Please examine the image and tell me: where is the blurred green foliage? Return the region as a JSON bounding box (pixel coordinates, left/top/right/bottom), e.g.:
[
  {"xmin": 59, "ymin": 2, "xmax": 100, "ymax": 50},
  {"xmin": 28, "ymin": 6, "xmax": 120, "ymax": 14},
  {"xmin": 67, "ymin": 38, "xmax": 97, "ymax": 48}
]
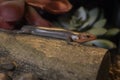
[{"xmin": 54, "ymin": 7, "xmax": 120, "ymax": 49}]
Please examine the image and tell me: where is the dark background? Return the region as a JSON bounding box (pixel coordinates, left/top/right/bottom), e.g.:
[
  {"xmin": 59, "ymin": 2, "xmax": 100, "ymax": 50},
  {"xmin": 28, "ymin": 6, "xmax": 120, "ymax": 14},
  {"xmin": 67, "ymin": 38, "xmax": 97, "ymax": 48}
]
[{"xmin": 69, "ymin": 0, "xmax": 120, "ymax": 28}]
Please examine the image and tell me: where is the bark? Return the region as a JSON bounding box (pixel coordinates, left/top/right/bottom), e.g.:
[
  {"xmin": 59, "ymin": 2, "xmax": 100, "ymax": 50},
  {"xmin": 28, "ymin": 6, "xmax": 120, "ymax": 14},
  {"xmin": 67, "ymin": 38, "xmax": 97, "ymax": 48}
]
[{"xmin": 0, "ymin": 31, "xmax": 110, "ymax": 80}]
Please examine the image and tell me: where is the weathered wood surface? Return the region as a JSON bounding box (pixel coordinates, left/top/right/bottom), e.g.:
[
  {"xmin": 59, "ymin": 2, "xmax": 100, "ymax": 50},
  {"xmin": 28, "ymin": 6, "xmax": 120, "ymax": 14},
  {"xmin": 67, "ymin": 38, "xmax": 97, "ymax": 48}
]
[{"xmin": 0, "ymin": 32, "xmax": 110, "ymax": 80}]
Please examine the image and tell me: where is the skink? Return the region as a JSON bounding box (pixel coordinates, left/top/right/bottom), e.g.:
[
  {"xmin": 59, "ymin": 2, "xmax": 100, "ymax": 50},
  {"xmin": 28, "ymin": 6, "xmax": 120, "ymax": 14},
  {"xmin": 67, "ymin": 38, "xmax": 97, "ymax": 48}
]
[
  {"xmin": 0, "ymin": 25, "xmax": 96, "ymax": 43},
  {"xmin": 15, "ymin": 25, "xmax": 96, "ymax": 43}
]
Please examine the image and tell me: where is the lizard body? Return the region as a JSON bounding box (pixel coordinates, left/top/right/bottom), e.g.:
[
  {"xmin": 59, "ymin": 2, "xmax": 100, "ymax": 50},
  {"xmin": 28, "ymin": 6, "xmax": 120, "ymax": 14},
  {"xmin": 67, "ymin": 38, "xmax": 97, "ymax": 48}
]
[{"xmin": 18, "ymin": 25, "xmax": 96, "ymax": 43}]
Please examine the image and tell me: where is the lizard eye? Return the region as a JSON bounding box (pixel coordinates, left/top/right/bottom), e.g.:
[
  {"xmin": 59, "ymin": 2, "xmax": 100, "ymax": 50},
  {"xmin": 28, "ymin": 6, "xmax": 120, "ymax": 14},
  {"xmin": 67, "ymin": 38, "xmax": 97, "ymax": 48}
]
[
  {"xmin": 86, "ymin": 35, "xmax": 91, "ymax": 38},
  {"xmin": 71, "ymin": 35, "xmax": 79, "ymax": 41}
]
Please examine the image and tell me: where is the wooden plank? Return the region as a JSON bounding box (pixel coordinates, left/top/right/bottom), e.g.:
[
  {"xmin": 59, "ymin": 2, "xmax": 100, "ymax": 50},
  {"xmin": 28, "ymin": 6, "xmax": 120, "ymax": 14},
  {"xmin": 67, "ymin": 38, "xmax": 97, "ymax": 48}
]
[{"xmin": 0, "ymin": 32, "xmax": 110, "ymax": 80}]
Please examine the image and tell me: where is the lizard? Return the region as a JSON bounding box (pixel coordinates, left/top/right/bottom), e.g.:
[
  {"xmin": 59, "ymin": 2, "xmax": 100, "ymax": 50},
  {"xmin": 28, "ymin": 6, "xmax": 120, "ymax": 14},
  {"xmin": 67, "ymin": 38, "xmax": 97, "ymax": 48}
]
[{"xmin": 11, "ymin": 25, "xmax": 96, "ymax": 44}]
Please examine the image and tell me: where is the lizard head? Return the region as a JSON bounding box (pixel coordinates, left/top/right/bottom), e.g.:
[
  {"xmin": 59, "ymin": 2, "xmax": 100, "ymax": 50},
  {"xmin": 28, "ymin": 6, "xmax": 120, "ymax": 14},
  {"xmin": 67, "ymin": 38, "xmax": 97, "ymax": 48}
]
[{"xmin": 71, "ymin": 33, "xmax": 96, "ymax": 43}]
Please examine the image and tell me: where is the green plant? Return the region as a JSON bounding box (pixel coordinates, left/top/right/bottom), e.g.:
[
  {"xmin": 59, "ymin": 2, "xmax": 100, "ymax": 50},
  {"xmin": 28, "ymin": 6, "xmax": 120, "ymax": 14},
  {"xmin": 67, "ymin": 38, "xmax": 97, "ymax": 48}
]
[{"xmin": 54, "ymin": 7, "xmax": 120, "ymax": 49}]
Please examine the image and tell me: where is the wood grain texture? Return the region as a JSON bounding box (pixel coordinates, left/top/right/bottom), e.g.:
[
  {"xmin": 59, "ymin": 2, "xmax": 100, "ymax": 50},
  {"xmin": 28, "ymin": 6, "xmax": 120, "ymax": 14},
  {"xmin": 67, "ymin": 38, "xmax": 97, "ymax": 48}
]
[{"xmin": 0, "ymin": 32, "xmax": 110, "ymax": 80}]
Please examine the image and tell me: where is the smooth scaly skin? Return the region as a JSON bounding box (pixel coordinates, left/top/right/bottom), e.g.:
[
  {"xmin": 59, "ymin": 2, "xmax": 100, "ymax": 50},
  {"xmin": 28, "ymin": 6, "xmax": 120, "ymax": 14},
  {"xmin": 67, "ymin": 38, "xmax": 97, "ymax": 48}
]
[
  {"xmin": 0, "ymin": 25, "xmax": 96, "ymax": 43},
  {"xmin": 15, "ymin": 25, "xmax": 96, "ymax": 43}
]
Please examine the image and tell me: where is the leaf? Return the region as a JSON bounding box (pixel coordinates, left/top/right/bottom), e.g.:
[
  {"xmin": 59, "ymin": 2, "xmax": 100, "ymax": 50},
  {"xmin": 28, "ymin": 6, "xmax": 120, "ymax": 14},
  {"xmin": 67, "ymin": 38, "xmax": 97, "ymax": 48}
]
[
  {"xmin": 69, "ymin": 16, "xmax": 77, "ymax": 25},
  {"xmin": 105, "ymin": 28, "xmax": 120, "ymax": 36},
  {"xmin": 84, "ymin": 39, "xmax": 116, "ymax": 49},
  {"xmin": 26, "ymin": 0, "xmax": 72, "ymax": 14},
  {"xmin": 74, "ymin": 6, "xmax": 87, "ymax": 21},
  {"xmin": 93, "ymin": 19, "xmax": 107, "ymax": 28},
  {"xmin": 0, "ymin": 0, "xmax": 25, "ymax": 21},
  {"xmin": 88, "ymin": 8, "xmax": 99, "ymax": 26},
  {"xmin": 68, "ymin": 16, "xmax": 84, "ymax": 30},
  {"xmin": 25, "ymin": 6, "xmax": 53, "ymax": 27},
  {"xmin": 78, "ymin": 8, "xmax": 99, "ymax": 31},
  {"xmin": 87, "ymin": 28, "xmax": 107, "ymax": 36}
]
